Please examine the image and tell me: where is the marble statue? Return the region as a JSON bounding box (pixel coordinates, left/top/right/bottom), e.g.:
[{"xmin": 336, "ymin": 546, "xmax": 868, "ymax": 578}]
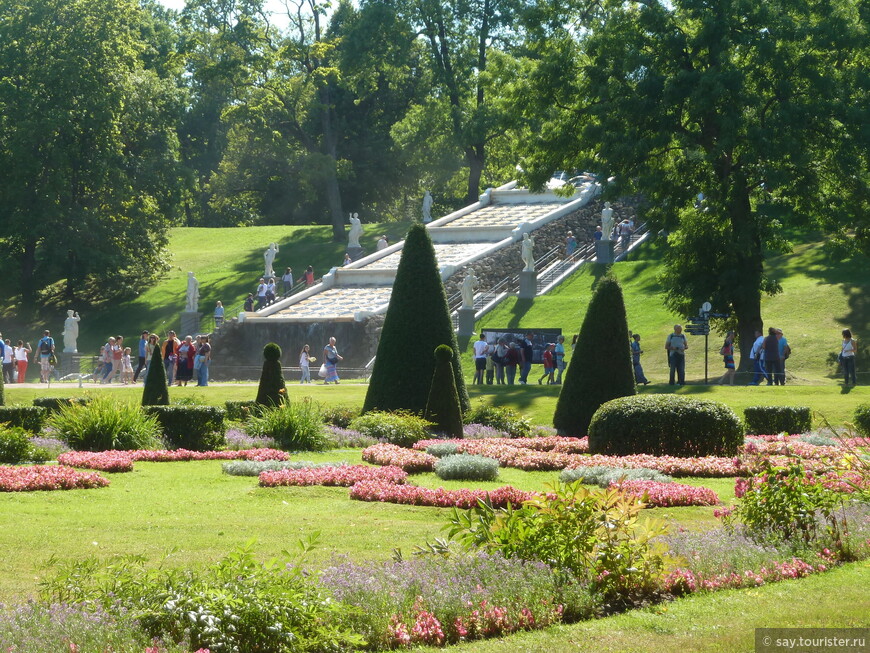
[
  {"xmin": 422, "ymin": 191, "xmax": 433, "ymax": 223},
  {"xmin": 348, "ymin": 213, "xmax": 363, "ymax": 248},
  {"xmin": 521, "ymin": 233, "xmax": 535, "ymax": 272},
  {"xmin": 62, "ymin": 310, "xmax": 80, "ymax": 353},
  {"xmin": 185, "ymin": 271, "xmax": 199, "ymax": 312},
  {"xmin": 461, "ymin": 269, "xmax": 479, "ymax": 309},
  {"xmin": 264, "ymin": 242, "xmax": 279, "ymax": 278},
  {"xmin": 601, "ymin": 202, "xmax": 614, "ymax": 241}
]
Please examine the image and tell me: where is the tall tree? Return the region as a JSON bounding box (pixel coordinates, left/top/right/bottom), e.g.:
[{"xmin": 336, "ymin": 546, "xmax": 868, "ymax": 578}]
[{"xmin": 518, "ymin": 0, "xmax": 868, "ymax": 366}]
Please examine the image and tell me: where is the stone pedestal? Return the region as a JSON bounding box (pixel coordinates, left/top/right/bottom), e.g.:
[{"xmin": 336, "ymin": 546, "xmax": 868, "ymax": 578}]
[
  {"xmin": 181, "ymin": 311, "xmax": 202, "ymax": 337},
  {"xmin": 347, "ymin": 246, "xmax": 365, "ymax": 261},
  {"xmin": 58, "ymin": 352, "xmax": 81, "ymax": 376},
  {"xmin": 595, "ymin": 239, "xmax": 615, "ymax": 264},
  {"xmin": 457, "ymin": 307, "xmax": 476, "ymax": 337},
  {"xmin": 519, "ymin": 270, "xmax": 538, "ymax": 299}
]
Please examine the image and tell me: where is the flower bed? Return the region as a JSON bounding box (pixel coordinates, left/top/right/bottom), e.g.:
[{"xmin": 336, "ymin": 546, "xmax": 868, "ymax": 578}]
[
  {"xmin": 735, "ymin": 470, "xmax": 870, "ymax": 498},
  {"xmin": 58, "ymin": 448, "xmax": 289, "ymax": 473},
  {"xmin": 664, "ymin": 555, "xmax": 829, "ymax": 595},
  {"xmin": 350, "ymin": 481, "xmax": 539, "ymax": 509},
  {"xmin": 361, "ymin": 444, "xmax": 437, "ymax": 473},
  {"xmin": 56, "ymin": 451, "xmax": 134, "ymax": 473},
  {"xmin": 566, "ymin": 454, "xmax": 746, "ymax": 477},
  {"xmin": 413, "ymin": 436, "xmax": 589, "ymax": 455},
  {"xmin": 259, "ymin": 465, "xmax": 408, "ymax": 488},
  {"xmin": 610, "ymin": 480, "xmax": 720, "ymax": 507},
  {"xmin": 0, "ymin": 465, "xmax": 109, "ymax": 492}
]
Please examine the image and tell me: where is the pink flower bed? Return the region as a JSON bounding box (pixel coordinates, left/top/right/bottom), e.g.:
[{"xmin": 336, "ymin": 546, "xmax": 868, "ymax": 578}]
[
  {"xmin": 0, "ymin": 465, "xmax": 109, "ymax": 492},
  {"xmin": 741, "ymin": 440, "xmax": 843, "ymax": 461},
  {"xmin": 568, "ymin": 454, "xmax": 747, "ymax": 477},
  {"xmin": 259, "ymin": 465, "xmax": 408, "ymax": 488},
  {"xmin": 664, "ymin": 555, "xmax": 829, "ymax": 595},
  {"xmin": 735, "ymin": 470, "xmax": 870, "ymax": 498},
  {"xmin": 58, "ymin": 448, "xmax": 289, "ymax": 473},
  {"xmin": 413, "ymin": 436, "xmax": 589, "ymax": 455},
  {"xmin": 350, "ymin": 481, "xmax": 539, "ymax": 509},
  {"xmin": 610, "ymin": 480, "xmax": 720, "ymax": 507},
  {"xmin": 361, "ymin": 444, "xmax": 437, "ymax": 473}
]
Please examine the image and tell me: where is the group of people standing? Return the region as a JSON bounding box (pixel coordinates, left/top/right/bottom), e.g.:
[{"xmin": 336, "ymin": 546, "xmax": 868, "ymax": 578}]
[
  {"xmin": 128, "ymin": 330, "xmax": 212, "ymax": 387},
  {"xmin": 472, "ymin": 333, "xmax": 567, "ymax": 386},
  {"xmin": 0, "ymin": 332, "xmax": 39, "ymax": 383},
  {"xmin": 244, "ymin": 266, "xmax": 315, "ymax": 313}
]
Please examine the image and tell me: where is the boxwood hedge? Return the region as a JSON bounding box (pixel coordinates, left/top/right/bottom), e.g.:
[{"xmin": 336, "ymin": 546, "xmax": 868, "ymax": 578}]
[
  {"xmin": 0, "ymin": 406, "xmax": 48, "ymax": 433},
  {"xmin": 743, "ymin": 405, "xmax": 812, "ymax": 435},
  {"xmin": 143, "ymin": 405, "xmax": 226, "ymax": 451}
]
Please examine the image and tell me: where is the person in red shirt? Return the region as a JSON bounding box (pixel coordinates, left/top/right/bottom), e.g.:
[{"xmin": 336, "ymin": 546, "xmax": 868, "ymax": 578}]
[{"xmin": 538, "ymin": 343, "xmax": 556, "ymax": 385}]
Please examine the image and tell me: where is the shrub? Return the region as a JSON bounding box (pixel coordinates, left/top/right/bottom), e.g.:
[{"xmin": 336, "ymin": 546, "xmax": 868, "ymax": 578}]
[
  {"xmin": 0, "ymin": 406, "xmax": 48, "ymax": 433},
  {"xmin": 853, "ymin": 403, "xmax": 870, "ymax": 437},
  {"xmin": 744, "ymin": 406, "xmax": 812, "ymax": 435},
  {"xmin": 464, "ymin": 404, "xmax": 531, "ymax": 438},
  {"xmin": 323, "ymin": 426, "xmax": 377, "ymax": 449},
  {"xmin": 225, "ymin": 400, "xmax": 262, "ymax": 421},
  {"xmin": 426, "ymin": 442, "xmax": 459, "ymax": 458},
  {"xmin": 143, "ymin": 405, "xmax": 226, "ymax": 451},
  {"xmin": 553, "ymin": 275, "xmax": 636, "ymax": 436},
  {"xmin": 798, "ymin": 434, "xmax": 839, "ymax": 447},
  {"xmin": 32, "ymin": 397, "xmax": 90, "ymax": 412},
  {"xmin": 435, "ymin": 454, "xmax": 500, "ymax": 481},
  {"xmin": 560, "ymin": 465, "xmax": 674, "ymax": 487},
  {"xmin": 0, "ymin": 426, "xmax": 38, "ymax": 463},
  {"xmin": 424, "ymin": 345, "xmax": 464, "ymax": 438},
  {"xmin": 221, "ymin": 460, "xmax": 343, "ymax": 476},
  {"xmin": 141, "ymin": 346, "xmax": 169, "ymax": 406},
  {"xmin": 246, "ymin": 399, "xmax": 328, "ymax": 451},
  {"xmin": 350, "ymin": 411, "xmax": 433, "ymax": 448},
  {"xmin": 588, "ymin": 395, "xmax": 743, "ymax": 457},
  {"xmin": 256, "ymin": 343, "xmax": 287, "ymax": 407},
  {"xmin": 49, "ymin": 396, "xmax": 163, "ymax": 451},
  {"xmin": 364, "ymin": 223, "xmax": 469, "ymax": 415},
  {"xmin": 321, "ymin": 404, "xmax": 360, "ymax": 428}
]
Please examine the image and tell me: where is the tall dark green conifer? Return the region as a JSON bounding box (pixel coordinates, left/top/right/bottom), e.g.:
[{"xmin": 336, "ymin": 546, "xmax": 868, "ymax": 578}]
[
  {"xmin": 363, "ymin": 224, "xmax": 469, "ymax": 414},
  {"xmin": 424, "ymin": 345, "xmax": 464, "ymax": 437},
  {"xmin": 256, "ymin": 343, "xmax": 287, "ymax": 407},
  {"xmin": 553, "ymin": 274, "xmax": 636, "ymax": 436},
  {"xmin": 141, "ymin": 345, "xmax": 169, "ymax": 406}
]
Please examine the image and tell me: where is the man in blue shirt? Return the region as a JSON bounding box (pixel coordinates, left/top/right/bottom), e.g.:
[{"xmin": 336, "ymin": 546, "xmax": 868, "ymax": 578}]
[
  {"xmin": 134, "ymin": 330, "xmax": 149, "ymax": 382},
  {"xmin": 36, "ymin": 330, "xmax": 55, "ymax": 383}
]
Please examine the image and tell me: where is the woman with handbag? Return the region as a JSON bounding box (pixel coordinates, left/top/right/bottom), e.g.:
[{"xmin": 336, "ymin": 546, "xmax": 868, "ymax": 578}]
[
  {"xmin": 322, "ymin": 337, "xmax": 343, "ymax": 384},
  {"xmin": 196, "ymin": 335, "xmax": 211, "ymax": 386},
  {"xmin": 841, "ymin": 329, "xmax": 857, "ymax": 385},
  {"xmin": 717, "ymin": 331, "xmax": 736, "ymax": 385}
]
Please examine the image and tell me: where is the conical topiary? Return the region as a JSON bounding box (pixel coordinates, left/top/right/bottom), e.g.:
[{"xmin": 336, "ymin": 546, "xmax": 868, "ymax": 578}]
[
  {"xmin": 424, "ymin": 345, "xmax": 464, "ymax": 438},
  {"xmin": 256, "ymin": 342, "xmax": 287, "ymax": 407},
  {"xmin": 142, "ymin": 344, "xmax": 169, "ymax": 406},
  {"xmin": 363, "ymin": 223, "xmax": 470, "ymax": 414},
  {"xmin": 553, "ymin": 274, "xmax": 636, "ymax": 436}
]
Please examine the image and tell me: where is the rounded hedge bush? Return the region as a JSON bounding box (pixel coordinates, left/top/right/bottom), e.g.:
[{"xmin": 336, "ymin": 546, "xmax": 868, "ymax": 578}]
[
  {"xmin": 143, "ymin": 405, "xmax": 226, "ymax": 451},
  {"xmin": 349, "ymin": 411, "xmax": 432, "ymax": 448},
  {"xmin": 854, "ymin": 403, "xmax": 870, "ymax": 437},
  {"xmin": 434, "ymin": 454, "xmax": 500, "ymax": 481},
  {"xmin": 0, "ymin": 426, "xmax": 38, "ymax": 463},
  {"xmin": 743, "ymin": 405, "xmax": 812, "ymax": 435},
  {"xmin": 588, "ymin": 395, "xmax": 743, "ymax": 457}
]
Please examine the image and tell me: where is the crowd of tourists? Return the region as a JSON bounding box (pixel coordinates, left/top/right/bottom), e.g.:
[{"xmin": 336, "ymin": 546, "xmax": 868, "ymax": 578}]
[
  {"xmin": 242, "ymin": 266, "xmax": 317, "ymax": 313},
  {"xmin": 471, "ymin": 332, "xmax": 568, "ymax": 386}
]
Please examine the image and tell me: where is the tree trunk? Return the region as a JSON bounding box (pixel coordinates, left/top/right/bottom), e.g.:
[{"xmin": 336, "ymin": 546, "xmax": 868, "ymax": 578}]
[
  {"xmin": 729, "ymin": 181, "xmax": 765, "ymax": 374},
  {"xmin": 319, "ymin": 86, "xmax": 345, "ymax": 242},
  {"xmin": 466, "ymin": 145, "xmax": 484, "ymax": 205},
  {"xmin": 325, "ymin": 165, "xmax": 345, "ymax": 242},
  {"xmin": 20, "ymin": 239, "xmax": 37, "ymax": 309}
]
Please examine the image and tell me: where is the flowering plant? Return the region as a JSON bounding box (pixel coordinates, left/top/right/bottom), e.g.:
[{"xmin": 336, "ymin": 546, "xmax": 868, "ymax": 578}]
[
  {"xmin": 350, "ymin": 481, "xmax": 538, "ymax": 509},
  {"xmin": 0, "ymin": 465, "xmax": 109, "ymax": 491},
  {"xmin": 361, "ymin": 444, "xmax": 436, "ymax": 473},
  {"xmin": 259, "ymin": 464, "xmax": 408, "ymax": 487}
]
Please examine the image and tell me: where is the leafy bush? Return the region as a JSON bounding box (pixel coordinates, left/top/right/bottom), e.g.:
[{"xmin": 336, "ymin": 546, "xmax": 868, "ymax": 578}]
[
  {"xmin": 0, "ymin": 406, "xmax": 48, "ymax": 433},
  {"xmin": 560, "ymin": 466, "xmax": 673, "ymax": 487},
  {"xmin": 246, "ymin": 399, "xmax": 329, "ymax": 451},
  {"xmin": 744, "ymin": 406, "xmax": 812, "ymax": 435},
  {"xmin": 424, "ymin": 345, "xmax": 464, "ymax": 437},
  {"xmin": 588, "ymin": 395, "xmax": 743, "ymax": 457},
  {"xmin": 435, "ymin": 454, "xmax": 500, "ymax": 481},
  {"xmin": 32, "ymin": 397, "xmax": 90, "ymax": 412},
  {"xmin": 225, "ymin": 400, "xmax": 262, "ymax": 421},
  {"xmin": 321, "ymin": 405, "xmax": 360, "ymax": 429},
  {"xmin": 143, "ymin": 406, "xmax": 226, "ymax": 451},
  {"xmin": 49, "ymin": 396, "xmax": 162, "ymax": 451},
  {"xmin": 141, "ymin": 346, "xmax": 168, "ymax": 406},
  {"xmin": 463, "ymin": 404, "xmax": 531, "ymax": 439},
  {"xmin": 426, "ymin": 442, "xmax": 459, "ymax": 458},
  {"xmin": 0, "ymin": 426, "xmax": 44, "ymax": 463},
  {"xmin": 40, "ymin": 541, "xmax": 361, "ymax": 652},
  {"xmin": 853, "ymin": 403, "xmax": 870, "ymax": 437},
  {"xmin": 446, "ymin": 481, "xmax": 669, "ymax": 601},
  {"xmin": 349, "ymin": 411, "xmax": 433, "ymax": 448},
  {"xmin": 221, "ymin": 460, "xmax": 344, "ymax": 476},
  {"xmin": 256, "ymin": 343, "xmax": 287, "ymax": 407},
  {"xmin": 323, "ymin": 426, "xmax": 377, "ymax": 449}
]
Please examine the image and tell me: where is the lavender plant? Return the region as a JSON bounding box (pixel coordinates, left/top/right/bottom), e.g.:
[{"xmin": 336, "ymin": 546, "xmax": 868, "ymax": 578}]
[
  {"xmin": 221, "ymin": 460, "xmax": 348, "ymax": 476},
  {"xmin": 560, "ymin": 466, "xmax": 673, "ymax": 487}
]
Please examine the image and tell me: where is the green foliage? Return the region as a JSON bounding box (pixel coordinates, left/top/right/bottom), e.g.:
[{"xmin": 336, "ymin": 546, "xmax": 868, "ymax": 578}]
[
  {"xmin": 0, "ymin": 406, "xmax": 48, "ymax": 433},
  {"xmin": 426, "ymin": 443, "xmax": 459, "ymax": 458},
  {"xmin": 0, "ymin": 361, "xmax": 3, "ymax": 406},
  {"xmin": 39, "ymin": 540, "xmax": 362, "ymax": 652},
  {"xmin": 435, "ymin": 454, "xmax": 500, "ymax": 481},
  {"xmin": 141, "ymin": 346, "xmax": 169, "ymax": 406},
  {"xmin": 32, "ymin": 397, "xmax": 90, "ymax": 412},
  {"xmin": 588, "ymin": 395, "xmax": 743, "ymax": 457},
  {"xmin": 143, "ymin": 406, "xmax": 226, "ymax": 451},
  {"xmin": 0, "ymin": 425, "xmax": 42, "ymax": 464},
  {"xmin": 256, "ymin": 343, "xmax": 287, "ymax": 408},
  {"xmin": 554, "ymin": 276, "xmax": 636, "ymax": 436},
  {"xmin": 560, "ymin": 466, "xmax": 674, "ymax": 487},
  {"xmin": 424, "ymin": 345, "xmax": 464, "ymax": 438},
  {"xmin": 744, "ymin": 406, "xmax": 812, "ymax": 435},
  {"xmin": 222, "ymin": 460, "xmax": 344, "ymax": 477},
  {"xmin": 49, "ymin": 395, "xmax": 162, "ymax": 451},
  {"xmin": 349, "ymin": 411, "xmax": 433, "ymax": 448},
  {"xmin": 320, "ymin": 405, "xmax": 360, "ymax": 429},
  {"xmin": 246, "ymin": 400, "xmax": 328, "ymax": 452},
  {"xmin": 445, "ymin": 481, "xmax": 669, "ymax": 600},
  {"xmin": 853, "ymin": 403, "xmax": 870, "ymax": 437},
  {"xmin": 464, "ymin": 403, "xmax": 531, "ymax": 438},
  {"xmin": 364, "ymin": 224, "xmax": 469, "ymax": 415},
  {"xmin": 225, "ymin": 400, "xmax": 262, "ymax": 421}
]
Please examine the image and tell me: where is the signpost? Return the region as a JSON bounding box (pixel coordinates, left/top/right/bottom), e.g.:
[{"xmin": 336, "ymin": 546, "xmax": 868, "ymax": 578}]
[{"xmin": 684, "ymin": 302, "xmax": 730, "ymax": 384}]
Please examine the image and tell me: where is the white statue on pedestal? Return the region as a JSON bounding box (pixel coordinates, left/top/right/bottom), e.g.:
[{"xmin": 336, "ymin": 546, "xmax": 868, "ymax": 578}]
[
  {"xmin": 63, "ymin": 310, "xmax": 80, "ymax": 353},
  {"xmin": 422, "ymin": 191, "xmax": 433, "ymax": 223},
  {"xmin": 264, "ymin": 242, "xmax": 279, "ymax": 278},
  {"xmin": 348, "ymin": 213, "xmax": 363, "ymax": 248},
  {"xmin": 521, "ymin": 233, "xmax": 535, "ymax": 272},
  {"xmin": 185, "ymin": 271, "xmax": 199, "ymax": 312},
  {"xmin": 601, "ymin": 202, "xmax": 615, "ymax": 241},
  {"xmin": 461, "ymin": 269, "xmax": 479, "ymax": 309}
]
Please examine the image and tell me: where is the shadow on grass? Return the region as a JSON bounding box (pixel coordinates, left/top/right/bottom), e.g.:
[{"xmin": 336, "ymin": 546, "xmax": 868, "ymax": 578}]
[{"xmin": 467, "ymin": 385, "xmax": 560, "ymax": 411}]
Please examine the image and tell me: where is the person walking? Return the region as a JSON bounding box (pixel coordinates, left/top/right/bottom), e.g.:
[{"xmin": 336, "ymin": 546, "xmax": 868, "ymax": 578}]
[
  {"xmin": 322, "ymin": 337, "xmax": 343, "ymax": 384},
  {"xmin": 538, "ymin": 343, "xmax": 556, "ymax": 385},
  {"xmin": 299, "ymin": 344, "xmax": 314, "ymax": 383},
  {"xmin": 14, "ymin": 340, "xmax": 31, "ymax": 383},
  {"xmin": 717, "ymin": 331, "xmax": 736, "ymax": 385},
  {"xmin": 36, "ymin": 330, "xmax": 55, "ymax": 383},
  {"xmin": 519, "ymin": 333, "xmax": 534, "ymax": 385},
  {"xmin": 1, "ymin": 338, "xmax": 13, "ymax": 384},
  {"xmin": 776, "ymin": 328, "xmax": 790, "ymax": 384},
  {"xmin": 196, "ymin": 335, "xmax": 211, "ymax": 386},
  {"xmin": 748, "ymin": 330, "xmax": 766, "ymax": 385},
  {"xmin": 763, "ymin": 327, "xmax": 783, "ymax": 386},
  {"xmin": 472, "ymin": 333, "xmax": 488, "ymax": 385},
  {"xmin": 665, "ymin": 325, "xmax": 688, "ymax": 386},
  {"xmin": 554, "ymin": 335, "xmax": 567, "ymax": 384},
  {"xmin": 565, "ymin": 231, "xmax": 578, "ymax": 258},
  {"xmin": 176, "ymin": 336, "xmax": 196, "ymax": 386},
  {"xmin": 163, "ymin": 331, "xmax": 180, "ymax": 386},
  {"xmin": 304, "ymin": 266, "xmax": 315, "ymax": 286},
  {"xmin": 841, "ymin": 329, "xmax": 857, "ymax": 385},
  {"xmin": 631, "ymin": 333, "xmax": 650, "ymax": 385},
  {"xmin": 214, "ymin": 301, "xmax": 225, "ymax": 328},
  {"xmin": 504, "ymin": 343, "xmax": 519, "ymax": 385},
  {"xmin": 256, "ymin": 278, "xmax": 267, "ymax": 309},
  {"xmin": 493, "ymin": 338, "xmax": 508, "ymax": 385},
  {"xmin": 134, "ymin": 331, "xmax": 149, "ymax": 382},
  {"xmin": 281, "ymin": 267, "xmax": 294, "ymax": 295}
]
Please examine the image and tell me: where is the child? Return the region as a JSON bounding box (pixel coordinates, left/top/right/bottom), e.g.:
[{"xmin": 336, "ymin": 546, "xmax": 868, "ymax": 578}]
[
  {"xmin": 121, "ymin": 347, "xmax": 134, "ymax": 385},
  {"xmin": 299, "ymin": 344, "xmax": 314, "ymax": 383},
  {"xmin": 538, "ymin": 343, "xmax": 556, "ymax": 385}
]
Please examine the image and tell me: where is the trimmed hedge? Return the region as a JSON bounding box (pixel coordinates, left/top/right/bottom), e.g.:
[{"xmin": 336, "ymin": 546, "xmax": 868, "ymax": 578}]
[
  {"xmin": 424, "ymin": 345, "xmax": 464, "ymax": 438},
  {"xmin": 143, "ymin": 405, "xmax": 227, "ymax": 451},
  {"xmin": 588, "ymin": 395, "xmax": 743, "ymax": 457},
  {"xmin": 142, "ymin": 346, "xmax": 169, "ymax": 406},
  {"xmin": 256, "ymin": 343, "xmax": 287, "ymax": 407},
  {"xmin": 32, "ymin": 397, "xmax": 90, "ymax": 412},
  {"xmin": 743, "ymin": 405, "xmax": 812, "ymax": 435},
  {"xmin": 852, "ymin": 403, "xmax": 870, "ymax": 437},
  {"xmin": 225, "ymin": 400, "xmax": 262, "ymax": 421},
  {"xmin": 464, "ymin": 404, "xmax": 531, "ymax": 439},
  {"xmin": 0, "ymin": 406, "xmax": 48, "ymax": 433}
]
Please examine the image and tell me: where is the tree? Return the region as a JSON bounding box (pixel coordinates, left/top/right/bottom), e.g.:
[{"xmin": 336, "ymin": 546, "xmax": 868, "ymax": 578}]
[
  {"xmin": 364, "ymin": 223, "xmax": 470, "ymax": 414},
  {"xmin": 553, "ymin": 275, "xmax": 635, "ymax": 436},
  {"xmin": 424, "ymin": 344, "xmax": 464, "ymax": 437},
  {"xmin": 256, "ymin": 343, "xmax": 287, "ymax": 407},
  {"xmin": 142, "ymin": 347, "xmax": 169, "ymax": 406},
  {"xmin": 517, "ymin": 0, "xmax": 868, "ymax": 366}
]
